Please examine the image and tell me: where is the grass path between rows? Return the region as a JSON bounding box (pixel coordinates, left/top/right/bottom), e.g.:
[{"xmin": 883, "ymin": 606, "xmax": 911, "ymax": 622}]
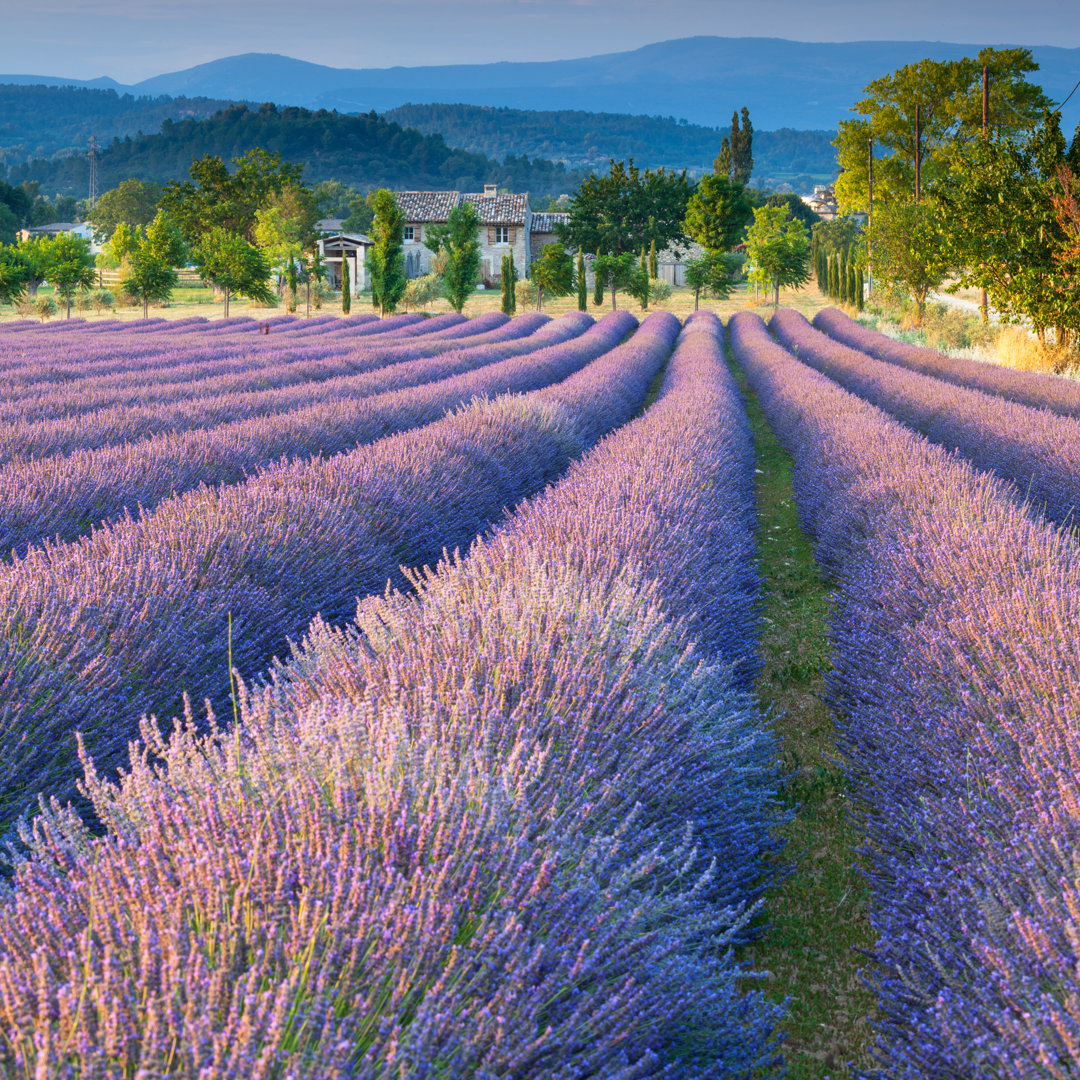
[{"xmin": 727, "ymin": 348, "xmax": 877, "ymax": 1079}]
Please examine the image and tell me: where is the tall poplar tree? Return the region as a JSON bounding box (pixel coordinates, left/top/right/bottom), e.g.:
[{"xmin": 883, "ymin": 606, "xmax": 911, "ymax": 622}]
[{"xmin": 366, "ymin": 188, "xmax": 406, "ymax": 317}]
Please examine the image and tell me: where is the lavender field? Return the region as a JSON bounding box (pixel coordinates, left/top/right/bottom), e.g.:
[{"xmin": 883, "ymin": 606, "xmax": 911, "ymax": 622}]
[{"xmin": 2, "ymin": 307, "xmax": 1078, "ymax": 1077}]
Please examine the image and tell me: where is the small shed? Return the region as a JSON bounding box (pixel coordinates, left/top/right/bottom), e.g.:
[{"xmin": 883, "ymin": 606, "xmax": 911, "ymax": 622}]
[{"xmin": 317, "ymin": 233, "xmax": 373, "ymax": 295}]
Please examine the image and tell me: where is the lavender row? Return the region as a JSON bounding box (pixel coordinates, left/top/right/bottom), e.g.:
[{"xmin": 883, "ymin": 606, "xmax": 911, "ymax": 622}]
[
  {"xmin": 732, "ymin": 309, "xmax": 1080, "ymax": 1078},
  {"xmin": 815, "ymin": 305, "xmax": 1080, "ymax": 420},
  {"xmin": 0, "ymin": 312, "xmax": 467, "ymax": 398},
  {"xmin": 0, "ymin": 311, "xmax": 782, "ymax": 1078},
  {"xmin": 0, "ymin": 314, "xmax": 546, "ymax": 457},
  {"xmin": 770, "ymin": 308, "xmax": 1080, "ymax": 531},
  {"xmin": 0, "ymin": 309, "xmax": 663, "ymax": 834},
  {"xmin": 0, "ymin": 313, "xmax": 593, "ymax": 557}
]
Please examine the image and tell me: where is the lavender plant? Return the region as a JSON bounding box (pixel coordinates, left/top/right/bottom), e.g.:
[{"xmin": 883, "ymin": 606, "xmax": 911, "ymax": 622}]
[
  {"xmin": 0, "ymin": 312, "xmax": 783, "ymax": 1078},
  {"xmin": 731, "ymin": 308, "xmax": 1080, "ymax": 1078}
]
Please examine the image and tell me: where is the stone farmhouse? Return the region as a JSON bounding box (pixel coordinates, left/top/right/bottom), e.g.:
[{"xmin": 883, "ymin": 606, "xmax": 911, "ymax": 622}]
[{"xmin": 316, "ymin": 186, "xmax": 570, "ymax": 295}]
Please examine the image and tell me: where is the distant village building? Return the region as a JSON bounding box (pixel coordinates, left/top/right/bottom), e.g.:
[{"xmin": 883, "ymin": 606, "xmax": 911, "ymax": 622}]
[
  {"xmin": 17, "ymin": 222, "xmax": 100, "ymax": 254},
  {"xmin": 801, "ymin": 185, "xmax": 839, "ymax": 221},
  {"xmin": 316, "ymin": 233, "xmax": 374, "ymax": 295},
  {"xmin": 315, "ymin": 218, "xmax": 345, "ymax": 235}
]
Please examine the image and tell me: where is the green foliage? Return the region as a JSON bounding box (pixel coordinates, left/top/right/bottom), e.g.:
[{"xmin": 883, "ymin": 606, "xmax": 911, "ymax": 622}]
[
  {"xmin": 531, "ymin": 244, "xmax": 575, "ymax": 311},
  {"xmin": 159, "ymin": 147, "xmax": 305, "ymax": 247},
  {"xmin": 938, "ymin": 111, "xmax": 1080, "ymax": 343},
  {"xmin": 192, "ymin": 225, "xmax": 275, "ymax": 317},
  {"xmin": 0, "ymin": 244, "xmax": 33, "ymax": 305},
  {"xmin": 435, "ymin": 200, "xmax": 481, "ymax": 313},
  {"xmin": 342, "ymin": 258, "xmax": 351, "ymax": 315},
  {"xmin": 514, "ymin": 278, "xmax": 538, "ymax": 308},
  {"xmin": 500, "ymin": 254, "xmax": 512, "ymax": 315},
  {"xmin": 744, "ymin": 204, "xmax": 811, "ymax": 306},
  {"xmin": 560, "ymin": 158, "xmax": 692, "ymax": 255},
  {"xmin": 638, "ymin": 247, "xmax": 648, "ymax": 310},
  {"xmin": 366, "ymin": 188, "xmax": 407, "ymax": 317},
  {"xmin": 576, "ymin": 249, "xmax": 587, "ymax": 312},
  {"xmin": 43, "ymin": 233, "xmax": 97, "ymax": 317},
  {"xmin": 834, "ymin": 48, "xmax": 1051, "ymax": 213},
  {"xmin": 34, "ymin": 295, "xmax": 57, "ymax": 321},
  {"xmin": 866, "ymin": 195, "xmax": 950, "ymax": 321},
  {"xmin": 14, "ymin": 102, "xmax": 580, "ymax": 201},
  {"xmin": 592, "ymin": 248, "xmax": 604, "ymax": 306},
  {"xmin": 254, "ymin": 185, "xmax": 320, "ymax": 283},
  {"xmin": 648, "ymin": 239, "xmax": 658, "ymax": 279},
  {"xmin": 89, "ymin": 178, "xmax": 163, "ymax": 242},
  {"xmin": 683, "ymin": 250, "xmax": 735, "ymax": 309},
  {"xmin": 648, "ymin": 277, "xmax": 672, "ymax": 304},
  {"xmin": 684, "ymin": 172, "xmax": 753, "ymax": 252},
  {"xmin": 404, "ymin": 273, "xmax": 441, "ymax": 311},
  {"xmin": 592, "ymin": 252, "xmax": 640, "ymax": 310}
]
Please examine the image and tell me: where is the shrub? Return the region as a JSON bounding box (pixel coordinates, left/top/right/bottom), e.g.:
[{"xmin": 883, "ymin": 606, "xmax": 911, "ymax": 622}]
[
  {"xmin": 403, "ymin": 273, "xmax": 441, "ymax": 311},
  {"xmin": 34, "ymin": 295, "xmax": 57, "ymax": 321},
  {"xmin": 515, "ymin": 278, "xmax": 538, "ymax": 308},
  {"xmin": 649, "ymin": 277, "xmax": 672, "ymax": 304}
]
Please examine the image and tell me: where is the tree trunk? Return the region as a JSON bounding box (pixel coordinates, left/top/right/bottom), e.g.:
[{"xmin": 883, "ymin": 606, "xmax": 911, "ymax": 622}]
[
  {"xmin": 65, "ymin": 294, "xmax": 71, "ymax": 319},
  {"xmin": 306, "ymin": 279, "xmax": 311, "ymax": 318},
  {"xmin": 694, "ymin": 285, "xmax": 700, "ymax": 311},
  {"xmin": 773, "ymin": 279, "xmax": 779, "ymax": 308},
  {"xmin": 143, "ymin": 297, "xmax": 149, "ymax": 319},
  {"xmin": 224, "ymin": 287, "xmax": 230, "ymax": 319},
  {"xmin": 610, "ymin": 282, "xmax": 617, "ymax": 311},
  {"xmin": 536, "ymin": 286, "xmax": 543, "ymax": 312}
]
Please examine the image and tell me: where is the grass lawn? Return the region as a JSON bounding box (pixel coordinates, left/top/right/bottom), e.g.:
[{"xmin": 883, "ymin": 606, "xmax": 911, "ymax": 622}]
[{"xmin": 729, "ymin": 347, "xmax": 877, "ymax": 1079}]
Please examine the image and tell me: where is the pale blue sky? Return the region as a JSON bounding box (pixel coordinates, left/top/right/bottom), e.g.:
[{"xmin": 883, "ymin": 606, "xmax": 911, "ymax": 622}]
[{"xmin": 0, "ymin": 0, "xmax": 1077, "ymax": 83}]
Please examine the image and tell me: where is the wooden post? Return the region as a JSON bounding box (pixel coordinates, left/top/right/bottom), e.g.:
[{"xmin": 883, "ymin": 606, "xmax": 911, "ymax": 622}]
[
  {"xmin": 980, "ymin": 64, "xmax": 990, "ymax": 324},
  {"xmin": 867, "ymin": 134, "xmax": 874, "ymax": 295},
  {"xmin": 914, "ymin": 104, "xmax": 922, "ymax": 203}
]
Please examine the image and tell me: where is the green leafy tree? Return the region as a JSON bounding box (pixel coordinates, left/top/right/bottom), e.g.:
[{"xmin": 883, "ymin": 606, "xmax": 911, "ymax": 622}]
[
  {"xmin": 192, "ymin": 226, "xmax": 274, "ymax": 318},
  {"xmin": 684, "ymin": 250, "xmax": 735, "ymax": 310},
  {"xmin": 531, "ymin": 244, "xmax": 574, "ymax": 311},
  {"xmin": 559, "ymin": 159, "xmax": 692, "ymax": 255},
  {"xmin": 121, "ymin": 212, "xmax": 186, "ymax": 318},
  {"xmin": 638, "ymin": 247, "xmax": 649, "ymax": 310},
  {"xmin": 254, "ymin": 184, "xmax": 320, "ymax": 305},
  {"xmin": 684, "ymin": 172, "xmax": 753, "ymax": 252},
  {"xmin": 939, "ymin": 111, "xmax": 1080, "ymax": 344},
  {"xmin": 44, "ymin": 233, "xmax": 96, "ymax": 318},
  {"xmin": 744, "ymin": 204, "xmax": 811, "ymax": 307},
  {"xmin": 366, "ymin": 188, "xmax": 407, "ymax": 317},
  {"xmin": 16, "ymin": 235, "xmax": 50, "ymax": 296},
  {"xmin": 500, "ymin": 254, "xmax": 513, "ymax": 315},
  {"xmin": 576, "ymin": 249, "xmax": 587, "ymax": 312},
  {"xmin": 0, "ymin": 245, "xmax": 33, "ymax": 306},
  {"xmin": 648, "ymin": 239, "xmax": 658, "ymax": 279},
  {"xmin": 160, "ymin": 148, "xmax": 305, "ymax": 247},
  {"xmin": 89, "ymin": 179, "xmax": 163, "ymax": 242},
  {"xmin": 713, "ymin": 136, "xmax": 733, "ymax": 180},
  {"xmin": 592, "ymin": 248, "xmax": 604, "ymax": 306},
  {"xmin": 429, "ymin": 200, "xmax": 481, "ymax": 314},
  {"xmin": 342, "ymin": 257, "xmax": 351, "ymax": 315},
  {"xmin": 733, "ymin": 107, "xmax": 754, "ymax": 184},
  {"xmin": 866, "ymin": 195, "xmax": 951, "ymax": 322},
  {"xmin": 592, "ymin": 252, "xmax": 639, "ymax": 310},
  {"xmin": 834, "ymin": 48, "xmax": 1051, "ymax": 214}
]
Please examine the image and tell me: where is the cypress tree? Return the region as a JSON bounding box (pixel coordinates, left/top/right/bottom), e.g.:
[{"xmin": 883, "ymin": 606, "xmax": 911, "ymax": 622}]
[
  {"xmin": 840, "ymin": 252, "xmax": 849, "ymax": 304},
  {"xmin": 509, "ymin": 255, "xmax": 518, "ymax": 313},
  {"xmin": 500, "ymin": 254, "xmax": 512, "ymax": 315},
  {"xmin": 648, "ymin": 239, "xmax": 658, "ymax": 279},
  {"xmin": 593, "ymin": 248, "xmax": 604, "ymax": 306},
  {"xmin": 856, "ymin": 268, "xmax": 865, "ymax": 310},
  {"xmin": 829, "ymin": 256, "xmax": 839, "ymax": 300},
  {"xmin": 848, "ymin": 264, "xmax": 858, "ymax": 308},
  {"xmin": 577, "ymin": 248, "xmax": 587, "ymax": 312},
  {"xmin": 341, "ymin": 257, "xmax": 351, "ymax": 315},
  {"xmin": 640, "ymin": 247, "xmax": 648, "ymax": 310}
]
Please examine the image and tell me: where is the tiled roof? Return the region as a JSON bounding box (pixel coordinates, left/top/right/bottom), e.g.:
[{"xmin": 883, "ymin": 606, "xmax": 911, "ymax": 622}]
[
  {"xmin": 397, "ymin": 191, "xmax": 461, "ymax": 223},
  {"xmin": 530, "ymin": 212, "xmax": 569, "ymax": 234},
  {"xmin": 462, "ymin": 192, "xmax": 529, "ymax": 225}
]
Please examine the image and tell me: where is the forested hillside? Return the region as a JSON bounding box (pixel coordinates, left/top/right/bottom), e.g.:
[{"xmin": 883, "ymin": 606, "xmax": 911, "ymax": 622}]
[
  {"xmin": 384, "ymin": 103, "xmax": 837, "ymax": 187},
  {"xmin": 0, "ymin": 84, "xmax": 236, "ymax": 167},
  {"xmin": 8, "ymin": 103, "xmax": 584, "ymax": 199}
]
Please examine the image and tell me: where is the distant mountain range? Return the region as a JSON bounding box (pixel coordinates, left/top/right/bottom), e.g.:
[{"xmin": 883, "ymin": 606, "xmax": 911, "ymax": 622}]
[{"xmin": 4, "ymin": 37, "xmax": 1079, "ymax": 134}]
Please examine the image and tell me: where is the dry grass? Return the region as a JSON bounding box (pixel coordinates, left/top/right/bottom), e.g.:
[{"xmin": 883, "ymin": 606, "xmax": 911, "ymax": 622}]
[
  {"xmin": 993, "ymin": 325, "xmax": 1078, "ymax": 375},
  {"xmin": 0, "ymin": 280, "xmax": 836, "ymax": 325}
]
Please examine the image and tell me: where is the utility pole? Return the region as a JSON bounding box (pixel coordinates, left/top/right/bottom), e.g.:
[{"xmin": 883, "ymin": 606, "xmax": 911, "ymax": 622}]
[
  {"xmin": 87, "ymin": 135, "xmax": 99, "ymax": 211},
  {"xmin": 867, "ymin": 134, "xmax": 874, "ymax": 295},
  {"xmin": 914, "ymin": 105, "xmax": 922, "ymax": 202},
  {"xmin": 980, "ymin": 64, "xmax": 989, "ymax": 324}
]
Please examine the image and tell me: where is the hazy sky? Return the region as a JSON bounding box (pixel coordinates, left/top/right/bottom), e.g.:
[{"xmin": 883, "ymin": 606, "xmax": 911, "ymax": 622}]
[{"xmin": 1, "ymin": 0, "xmax": 1078, "ymax": 82}]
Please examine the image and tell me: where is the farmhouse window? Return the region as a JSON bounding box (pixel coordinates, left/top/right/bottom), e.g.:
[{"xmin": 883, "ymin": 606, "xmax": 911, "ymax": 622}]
[
  {"xmin": 494, "ymin": 225, "xmax": 510, "ymax": 244},
  {"xmin": 403, "ymin": 225, "xmax": 415, "ymax": 241}
]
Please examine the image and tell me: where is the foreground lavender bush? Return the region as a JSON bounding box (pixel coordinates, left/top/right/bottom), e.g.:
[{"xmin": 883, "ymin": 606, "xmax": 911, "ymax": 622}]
[
  {"xmin": 815, "ymin": 306, "xmax": 1080, "ymax": 420},
  {"xmin": 732, "ymin": 309, "xmax": 1080, "ymax": 1078},
  {"xmin": 0, "ymin": 310, "xmax": 664, "ymax": 832},
  {"xmin": 770, "ymin": 308, "xmax": 1080, "ymax": 531},
  {"xmin": 0, "ymin": 312, "xmax": 783, "ymax": 1078},
  {"xmin": 0, "ymin": 313, "xmax": 593, "ymax": 557}
]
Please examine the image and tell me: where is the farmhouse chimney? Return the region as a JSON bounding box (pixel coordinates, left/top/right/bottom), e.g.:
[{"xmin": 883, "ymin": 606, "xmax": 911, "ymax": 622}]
[{"xmin": 484, "ymin": 183, "xmax": 497, "ymax": 196}]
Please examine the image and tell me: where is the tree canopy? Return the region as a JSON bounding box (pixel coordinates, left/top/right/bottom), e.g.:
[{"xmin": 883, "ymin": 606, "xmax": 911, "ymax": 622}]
[
  {"xmin": 89, "ymin": 179, "xmax": 164, "ymax": 242},
  {"xmin": 192, "ymin": 226, "xmax": 274, "ymax": 317},
  {"xmin": 559, "ymin": 159, "xmax": 693, "ymax": 256},
  {"xmin": 530, "ymin": 244, "xmax": 575, "ymax": 311},
  {"xmin": 432, "ymin": 200, "xmax": 482, "ymax": 314},
  {"xmin": 744, "ymin": 204, "xmax": 811, "ymax": 306},
  {"xmin": 835, "ymin": 48, "xmax": 1052, "ymax": 213},
  {"xmin": 684, "ymin": 173, "xmax": 753, "ymax": 252},
  {"xmin": 366, "ymin": 189, "xmax": 407, "ymax": 317}
]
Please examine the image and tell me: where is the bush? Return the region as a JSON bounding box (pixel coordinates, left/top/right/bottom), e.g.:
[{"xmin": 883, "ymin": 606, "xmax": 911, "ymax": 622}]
[
  {"xmin": 91, "ymin": 289, "xmax": 115, "ymax": 315},
  {"xmin": 649, "ymin": 277, "xmax": 672, "ymax": 304},
  {"xmin": 404, "ymin": 273, "xmax": 441, "ymax": 311},
  {"xmin": 34, "ymin": 296, "xmax": 57, "ymax": 321},
  {"xmin": 514, "ymin": 279, "xmax": 538, "ymax": 308}
]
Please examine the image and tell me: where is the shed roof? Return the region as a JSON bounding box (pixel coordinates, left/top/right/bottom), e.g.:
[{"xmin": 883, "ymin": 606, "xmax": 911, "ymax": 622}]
[{"xmin": 530, "ymin": 212, "xmax": 569, "ymax": 234}]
